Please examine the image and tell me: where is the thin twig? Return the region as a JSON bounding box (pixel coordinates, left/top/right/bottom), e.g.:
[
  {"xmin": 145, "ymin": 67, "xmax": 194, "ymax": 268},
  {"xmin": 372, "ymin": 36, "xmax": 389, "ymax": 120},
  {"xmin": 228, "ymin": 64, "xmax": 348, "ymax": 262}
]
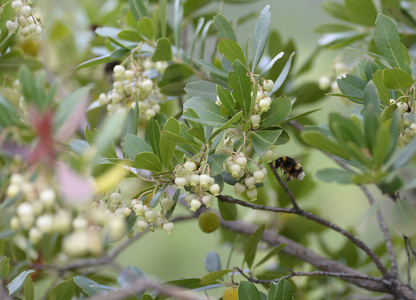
[
  {"xmin": 361, "ymin": 185, "xmax": 398, "ymax": 277},
  {"xmin": 219, "ymin": 193, "xmax": 389, "ymax": 278},
  {"xmin": 404, "ymin": 236, "xmax": 413, "ymax": 285},
  {"xmin": 86, "ymin": 277, "xmax": 207, "ymax": 300},
  {"xmin": 269, "ymin": 163, "xmax": 299, "ymax": 209}
]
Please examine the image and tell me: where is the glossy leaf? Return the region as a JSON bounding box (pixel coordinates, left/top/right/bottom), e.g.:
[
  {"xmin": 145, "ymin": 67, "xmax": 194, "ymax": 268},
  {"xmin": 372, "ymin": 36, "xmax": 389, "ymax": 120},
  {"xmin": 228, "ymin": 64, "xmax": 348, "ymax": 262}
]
[
  {"xmin": 344, "ymin": 0, "xmax": 377, "ymax": 26},
  {"xmin": 238, "ymin": 281, "xmax": 261, "ymax": 300},
  {"xmin": 24, "ymin": 276, "xmax": 34, "ymax": 300},
  {"xmin": 315, "ymin": 168, "xmax": 353, "ymax": 184},
  {"xmin": 244, "ymin": 225, "xmax": 265, "ymax": 269},
  {"xmin": 208, "ymin": 154, "xmax": 229, "ymax": 176},
  {"xmin": 258, "ymin": 52, "xmax": 284, "ymax": 78},
  {"xmin": 129, "ymin": 0, "xmax": 149, "ymax": 20},
  {"xmin": 373, "ymin": 70, "xmax": 390, "ymax": 105},
  {"xmin": 251, "ymin": 130, "xmax": 282, "ymax": 156},
  {"xmin": 214, "ymin": 14, "xmax": 237, "ymax": 41},
  {"xmin": 7, "ymin": 270, "xmax": 35, "ymax": 296},
  {"xmin": 382, "ymin": 68, "xmax": 414, "ymax": 89},
  {"xmin": 216, "ymin": 85, "xmax": 236, "ymax": 115},
  {"xmin": 390, "ymin": 136, "xmax": 416, "ymax": 170},
  {"xmin": 270, "ymin": 52, "xmax": 295, "ymax": 95},
  {"xmin": 152, "ymin": 38, "xmax": 172, "ymax": 61},
  {"xmin": 255, "ymin": 244, "xmax": 286, "ymax": 268},
  {"xmin": 204, "ymin": 251, "xmax": 222, "ymax": 272},
  {"xmin": 268, "ymin": 279, "xmax": 292, "ymax": 300},
  {"xmin": 183, "ymin": 97, "xmax": 228, "ymax": 127},
  {"xmin": 218, "ymin": 200, "xmax": 238, "ymax": 221},
  {"xmin": 260, "ymin": 97, "xmax": 291, "ymax": 127},
  {"xmin": 137, "ymin": 17, "xmax": 154, "ymax": 40},
  {"xmin": 194, "ymin": 57, "xmax": 227, "ymax": 79},
  {"xmin": 315, "ymin": 23, "xmax": 356, "ymax": 33},
  {"xmin": 46, "ymin": 278, "xmax": 74, "ymax": 300},
  {"xmin": 134, "ymin": 152, "xmax": 163, "ymax": 172},
  {"xmin": 159, "ymin": 64, "xmax": 194, "ymax": 87},
  {"xmin": 252, "ymin": 5, "xmax": 271, "ymax": 71},
  {"xmin": 374, "ymin": 14, "xmax": 405, "ymax": 69},
  {"xmin": 301, "ymin": 130, "xmax": 350, "ymax": 160},
  {"xmin": 74, "ymin": 55, "xmax": 112, "ymax": 72},
  {"xmin": 337, "ymin": 74, "xmax": 367, "ymax": 101},
  {"xmin": 160, "ymin": 118, "xmax": 180, "ymax": 169},
  {"xmin": 117, "ymin": 29, "xmax": 143, "ymax": 42},
  {"xmin": 200, "ymin": 270, "xmax": 231, "ymax": 285},
  {"xmin": 185, "ymin": 81, "xmax": 217, "ymax": 102},
  {"xmin": 229, "ymin": 59, "xmax": 251, "ymax": 118},
  {"xmin": 146, "ymin": 118, "xmax": 161, "ymax": 160},
  {"xmin": 0, "ymin": 257, "xmax": 10, "ymax": 278},
  {"xmin": 121, "ymin": 134, "xmax": 152, "ymax": 160},
  {"xmin": 210, "ymin": 111, "xmax": 243, "ymax": 143},
  {"xmin": 217, "ymin": 38, "xmax": 246, "ymax": 65}
]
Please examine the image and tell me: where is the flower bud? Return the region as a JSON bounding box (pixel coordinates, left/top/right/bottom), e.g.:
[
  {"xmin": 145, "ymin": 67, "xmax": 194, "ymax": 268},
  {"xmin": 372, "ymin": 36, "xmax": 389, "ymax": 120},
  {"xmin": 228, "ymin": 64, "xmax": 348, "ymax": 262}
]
[
  {"xmin": 73, "ymin": 217, "xmax": 88, "ymax": 231},
  {"xmin": 235, "ymin": 156, "xmax": 247, "ymax": 167},
  {"xmin": 397, "ymin": 102, "xmax": 408, "ymax": 115},
  {"xmin": 7, "ymin": 184, "xmax": 20, "ymax": 198},
  {"xmin": 185, "ymin": 193, "xmax": 196, "ymax": 204},
  {"xmin": 108, "ymin": 218, "xmax": 126, "ymax": 240},
  {"xmin": 175, "ymin": 177, "xmax": 187, "ymax": 188},
  {"xmin": 20, "ymin": 5, "xmax": 31, "ymax": 16},
  {"xmin": 10, "ymin": 217, "xmax": 20, "ymax": 231},
  {"xmin": 253, "ymin": 170, "xmax": 266, "ymax": 183},
  {"xmin": 209, "ymin": 183, "xmax": 220, "ymax": 196},
  {"xmin": 251, "ymin": 114, "xmax": 261, "ymax": 129},
  {"xmin": 262, "ymin": 80, "xmax": 274, "ymax": 92},
  {"xmin": 190, "ymin": 174, "xmax": 200, "ymax": 186},
  {"xmin": 110, "ymin": 192, "xmax": 122, "ymax": 204},
  {"xmin": 142, "ymin": 79, "xmax": 153, "ymax": 92},
  {"xmin": 40, "ymin": 189, "xmax": 56, "ymax": 208},
  {"xmin": 137, "ymin": 220, "xmax": 149, "ymax": 231},
  {"xmin": 29, "ymin": 228, "xmax": 42, "ymax": 244},
  {"xmin": 202, "ymin": 194, "xmax": 213, "ymax": 207},
  {"xmin": 11, "ymin": 0, "xmax": 23, "ymax": 12},
  {"xmin": 36, "ymin": 214, "xmax": 54, "ymax": 233},
  {"xmin": 6, "ymin": 20, "xmax": 18, "ymax": 33},
  {"xmin": 163, "ymin": 222, "xmax": 174, "ymax": 235},
  {"xmin": 184, "ymin": 161, "xmax": 197, "ymax": 172},
  {"xmin": 113, "ymin": 65, "xmax": 125, "ymax": 77},
  {"xmin": 245, "ymin": 177, "xmax": 256, "ymax": 189},
  {"xmin": 162, "ymin": 197, "xmax": 175, "ymax": 210},
  {"xmin": 234, "ymin": 182, "xmax": 246, "ymax": 195},
  {"xmin": 190, "ymin": 199, "xmax": 201, "ymax": 212},
  {"xmin": 247, "ymin": 188, "xmax": 258, "ymax": 200},
  {"xmin": 145, "ymin": 210, "xmax": 157, "ymax": 222},
  {"xmin": 230, "ymin": 164, "xmax": 241, "ymax": 178},
  {"xmin": 199, "ymin": 174, "xmax": 212, "ymax": 187},
  {"xmin": 125, "ymin": 70, "xmax": 134, "ymax": 81},
  {"xmin": 318, "ymin": 76, "xmax": 331, "ymax": 90}
]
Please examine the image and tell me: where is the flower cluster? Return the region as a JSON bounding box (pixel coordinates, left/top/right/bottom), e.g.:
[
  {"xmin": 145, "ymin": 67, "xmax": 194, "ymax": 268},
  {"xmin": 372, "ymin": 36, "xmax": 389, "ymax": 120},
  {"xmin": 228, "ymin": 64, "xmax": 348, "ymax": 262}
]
[
  {"xmin": 318, "ymin": 61, "xmax": 351, "ymax": 93},
  {"xmin": 5, "ymin": 0, "xmax": 42, "ymax": 37},
  {"xmin": 131, "ymin": 197, "xmax": 174, "ymax": 235},
  {"xmin": 97, "ymin": 58, "xmax": 168, "ymax": 122},
  {"xmin": 250, "ymin": 79, "xmax": 274, "ymax": 129},
  {"xmin": 174, "ymin": 160, "xmax": 220, "ymax": 212},
  {"xmin": 392, "ymin": 99, "xmax": 416, "ymax": 145}
]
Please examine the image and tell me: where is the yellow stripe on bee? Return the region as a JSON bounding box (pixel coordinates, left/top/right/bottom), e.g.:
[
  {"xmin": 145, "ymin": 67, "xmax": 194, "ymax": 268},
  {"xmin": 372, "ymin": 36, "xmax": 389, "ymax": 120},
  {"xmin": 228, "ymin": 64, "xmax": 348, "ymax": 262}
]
[{"xmin": 295, "ymin": 164, "xmax": 301, "ymax": 170}]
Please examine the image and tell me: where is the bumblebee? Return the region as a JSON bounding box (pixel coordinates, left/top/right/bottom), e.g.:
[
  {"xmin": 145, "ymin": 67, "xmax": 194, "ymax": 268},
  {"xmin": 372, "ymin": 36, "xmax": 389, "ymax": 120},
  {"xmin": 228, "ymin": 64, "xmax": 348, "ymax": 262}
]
[{"xmin": 274, "ymin": 156, "xmax": 305, "ymax": 182}]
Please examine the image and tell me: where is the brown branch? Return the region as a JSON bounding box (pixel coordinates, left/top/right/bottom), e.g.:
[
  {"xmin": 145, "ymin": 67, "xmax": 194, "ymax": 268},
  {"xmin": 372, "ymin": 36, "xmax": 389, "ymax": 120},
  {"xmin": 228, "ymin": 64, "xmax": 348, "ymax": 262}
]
[
  {"xmin": 219, "ymin": 191, "xmax": 389, "ymax": 278},
  {"xmin": 269, "ymin": 163, "xmax": 299, "ymax": 209},
  {"xmin": 86, "ymin": 277, "xmax": 207, "ymax": 300},
  {"xmin": 29, "ymin": 214, "xmax": 197, "ymax": 272},
  {"xmin": 220, "ymin": 218, "xmax": 416, "ymax": 299},
  {"xmin": 361, "ymin": 185, "xmax": 398, "ymax": 277}
]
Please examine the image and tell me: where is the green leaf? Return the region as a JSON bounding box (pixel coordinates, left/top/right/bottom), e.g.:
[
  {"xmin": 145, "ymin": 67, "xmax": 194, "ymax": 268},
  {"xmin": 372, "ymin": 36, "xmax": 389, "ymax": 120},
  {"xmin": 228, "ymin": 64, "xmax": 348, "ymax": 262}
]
[
  {"xmin": 74, "ymin": 55, "xmax": 112, "ymax": 72},
  {"xmin": 363, "ymin": 81, "xmax": 380, "ymax": 153},
  {"xmin": 7, "ymin": 270, "xmax": 35, "ymax": 296},
  {"xmin": 158, "ymin": 63, "xmax": 194, "ymax": 87},
  {"xmin": 301, "ymin": 130, "xmax": 350, "ymax": 160},
  {"xmin": 160, "ymin": 117, "xmax": 180, "ymax": 170},
  {"xmin": 0, "ymin": 95, "xmax": 21, "ymax": 127},
  {"xmin": 390, "ymin": 136, "xmax": 416, "ymax": 170},
  {"xmin": 393, "ymin": 199, "xmax": 416, "ymax": 237},
  {"xmin": 373, "ymin": 70, "xmax": 390, "ymax": 105},
  {"xmin": 337, "ymin": 74, "xmax": 367, "ymax": 101},
  {"xmin": 95, "ymin": 27, "xmax": 121, "ymax": 38},
  {"xmin": 46, "ymin": 278, "xmax": 74, "ymax": 300},
  {"xmin": 210, "ymin": 111, "xmax": 243, "ymax": 143},
  {"xmin": 146, "ymin": 118, "xmax": 161, "ymax": 160},
  {"xmin": 200, "ymin": 270, "xmax": 231, "ymax": 285},
  {"xmin": 258, "ymin": 52, "xmax": 284, "ymax": 78},
  {"xmin": 173, "ymin": 0, "xmax": 183, "ymax": 52},
  {"xmin": 204, "ymin": 251, "xmax": 221, "ymax": 272},
  {"xmin": 183, "ymin": 97, "xmax": 228, "ymax": 127},
  {"xmin": 244, "ymin": 225, "xmax": 265, "ymax": 269},
  {"xmin": 74, "ymin": 276, "xmax": 108, "ymax": 296},
  {"xmin": 216, "ymin": 85, "xmax": 237, "ymax": 115},
  {"xmin": 260, "ymin": 97, "xmax": 292, "ymax": 127},
  {"xmin": 134, "ymin": 152, "xmax": 163, "ymax": 172},
  {"xmin": 194, "ymin": 57, "xmax": 227, "ymax": 79},
  {"xmin": 252, "ymin": 5, "xmax": 271, "ymax": 71},
  {"xmin": 0, "ymin": 257, "xmax": 10, "ymax": 278},
  {"xmin": 251, "ymin": 130, "xmax": 282, "ymax": 156},
  {"xmin": 162, "ymin": 130, "xmax": 199, "ymax": 146},
  {"xmin": 214, "ymin": 14, "xmax": 237, "ymax": 41},
  {"xmin": 374, "ymin": 14, "xmax": 405, "ymax": 69},
  {"xmin": 255, "ymin": 244, "xmax": 286, "ymax": 268},
  {"xmin": 344, "ymin": 0, "xmax": 377, "ymax": 26},
  {"xmin": 24, "ymin": 276, "xmax": 34, "ymax": 300},
  {"xmin": 166, "ymin": 278, "xmax": 202, "ymax": 289},
  {"xmin": 18, "ymin": 67, "xmax": 48, "ymax": 111},
  {"xmin": 160, "ymin": 82, "xmax": 187, "ymax": 96},
  {"xmin": 122, "ymin": 134, "xmax": 152, "ymax": 160},
  {"xmin": 152, "ymin": 38, "xmax": 172, "ymax": 61},
  {"xmin": 268, "ymin": 279, "xmax": 292, "ymax": 300},
  {"xmin": 208, "ymin": 154, "xmax": 229, "ymax": 176},
  {"xmin": 160, "ymin": 0, "xmax": 167, "ymax": 37},
  {"xmin": 382, "ymin": 68, "xmax": 414, "ymax": 89},
  {"xmin": 321, "ymin": 1, "xmax": 351, "ymax": 22},
  {"xmin": 185, "ymin": 81, "xmax": 217, "ymax": 102},
  {"xmin": 148, "ymin": 183, "xmax": 169, "ymax": 208},
  {"xmin": 0, "ymin": 55, "xmax": 42, "ymax": 72},
  {"xmin": 218, "ymin": 200, "xmax": 238, "ymax": 221},
  {"xmin": 238, "ymin": 281, "xmax": 261, "ymax": 300},
  {"xmin": 54, "ymin": 84, "xmax": 94, "ymax": 129},
  {"xmin": 118, "ymin": 30, "xmax": 143, "ymax": 42},
  {"xmin": 217, "ymin": 38, "xmax": 246, "ymax": 65},
  {"xmin": 129, "ymin": 0, "xmax": 149, "ymax": 20},
  {"xmin": 138, "ymin": 17, "xmax": 154, "ymax": 40},
  {"xmin": 165, "ymin": 189, "xmax": 180, "ymax": 219},
  {"xmin": 271, "ymin": 52, "xmax": 295, "ymax": 95},
  {"xmin": 314, "ymin": 23, "xmax": 356, "ymax": 33},
  {"xmin": 315, "ymin": 168, "xmax": 353, "ymax": 184},
  {"xmin": 229, "ymin": 59, "xmax": 251, "ymax": 118}
]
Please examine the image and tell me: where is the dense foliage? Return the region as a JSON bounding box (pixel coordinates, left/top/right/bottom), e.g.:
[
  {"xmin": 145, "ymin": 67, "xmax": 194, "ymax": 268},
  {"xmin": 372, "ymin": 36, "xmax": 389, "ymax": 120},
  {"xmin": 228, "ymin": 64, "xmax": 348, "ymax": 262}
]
[{"xmin": 1, "ymin": 0, "xmax": 416, "ymax": 299}]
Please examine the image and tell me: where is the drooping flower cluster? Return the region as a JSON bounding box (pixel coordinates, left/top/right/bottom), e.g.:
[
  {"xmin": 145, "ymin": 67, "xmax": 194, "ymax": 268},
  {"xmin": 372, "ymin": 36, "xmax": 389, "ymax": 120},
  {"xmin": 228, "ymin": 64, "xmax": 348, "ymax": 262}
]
[
  {"xmin": 96, "ymin": 58, "xmax": 168, "ymax": 122},
  {"xmin": 5, "ymin": 0, "xmax": 42, "ymax": 37},
  {"xmin": 173, "ymin": 160, "xmax": 220, "ymax": 212},
  {"xmin": 392, "ymin": 99, "xmax": 416, "ymax": 145},
  {"xmin": 131, "ymin": 196, "xmax": 175, "ymax": 235},
  {"xmin": 318, "ymin": 61, "xmax": 351, "ymax": 93}
]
